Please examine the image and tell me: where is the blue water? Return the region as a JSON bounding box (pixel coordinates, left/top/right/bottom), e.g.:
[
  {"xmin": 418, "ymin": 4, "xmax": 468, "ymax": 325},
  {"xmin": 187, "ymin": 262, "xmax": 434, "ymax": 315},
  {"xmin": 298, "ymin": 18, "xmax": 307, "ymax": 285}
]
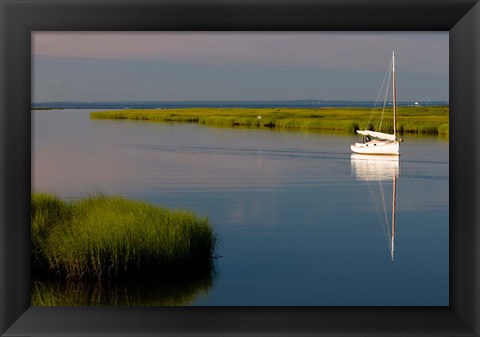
[{"xmin": 32, "ymin": 109, "xmax": 449, "ymax": 306}]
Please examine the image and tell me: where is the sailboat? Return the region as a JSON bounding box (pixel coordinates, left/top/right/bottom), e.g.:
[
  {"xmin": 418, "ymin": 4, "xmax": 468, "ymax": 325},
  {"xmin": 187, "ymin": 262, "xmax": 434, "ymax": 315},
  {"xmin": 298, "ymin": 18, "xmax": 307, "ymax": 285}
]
[
  {"xmin": 351, "ymin": 154, "xmax": 398, "ymax": 260},
  {"xmin": 351, "ymin": 52, "xmax": 401, "ymax": 156}
]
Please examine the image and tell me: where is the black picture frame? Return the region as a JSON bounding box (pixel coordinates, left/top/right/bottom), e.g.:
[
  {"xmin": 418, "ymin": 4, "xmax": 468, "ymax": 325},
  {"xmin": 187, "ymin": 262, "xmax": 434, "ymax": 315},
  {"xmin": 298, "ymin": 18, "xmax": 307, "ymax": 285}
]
[{"xmin": 1, "ymin": 0, "xmax": 479, "ymax": 336}]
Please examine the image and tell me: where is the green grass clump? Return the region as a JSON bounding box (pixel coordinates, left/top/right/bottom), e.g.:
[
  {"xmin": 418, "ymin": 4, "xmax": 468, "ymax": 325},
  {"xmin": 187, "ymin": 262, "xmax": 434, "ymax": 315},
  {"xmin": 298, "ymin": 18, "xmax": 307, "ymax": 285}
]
[
  {"xmin": 32, "ymin": 193, "xmax": 216, "ymax": 280},
  {"xmin": 90, "ymin": 106, "xmax": 449, "ymax": 136}
]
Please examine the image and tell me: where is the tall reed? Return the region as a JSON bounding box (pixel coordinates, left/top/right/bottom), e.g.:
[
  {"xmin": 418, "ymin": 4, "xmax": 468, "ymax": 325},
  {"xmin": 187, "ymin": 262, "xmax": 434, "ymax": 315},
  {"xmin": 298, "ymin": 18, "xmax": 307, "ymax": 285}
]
[{"xmin": 32, "ymin": 193, "xmax": 216, "ymax": 280}]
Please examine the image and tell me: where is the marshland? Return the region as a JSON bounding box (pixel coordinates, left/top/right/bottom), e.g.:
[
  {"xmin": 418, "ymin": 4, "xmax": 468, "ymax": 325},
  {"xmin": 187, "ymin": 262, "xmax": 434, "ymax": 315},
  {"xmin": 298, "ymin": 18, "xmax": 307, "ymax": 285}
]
[
  {"xmin": 90, "ymin": 106, "xmax": 449, "ymax": 135},
  {"xmin": 31, "ymin": 192, "xmax": 216, "ymax": 306},
  {"xmin": 32, "ymin": 193, "xmax": 216, "ymax": 280}
]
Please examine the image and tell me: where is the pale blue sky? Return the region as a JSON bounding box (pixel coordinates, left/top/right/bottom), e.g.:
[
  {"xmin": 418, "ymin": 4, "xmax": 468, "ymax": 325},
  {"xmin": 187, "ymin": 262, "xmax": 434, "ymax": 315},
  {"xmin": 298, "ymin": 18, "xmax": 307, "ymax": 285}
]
[{"xmin": 32, "ymin": 32, "xmax": 448, "ymax": 102}]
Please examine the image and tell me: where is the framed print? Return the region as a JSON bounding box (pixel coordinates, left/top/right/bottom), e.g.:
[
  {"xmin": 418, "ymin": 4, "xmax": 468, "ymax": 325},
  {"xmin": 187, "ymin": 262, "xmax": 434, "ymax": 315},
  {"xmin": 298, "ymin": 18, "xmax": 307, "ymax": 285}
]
[{"xmin": 1, "ymin": 0, "xmax": 479, "ymax": 336}]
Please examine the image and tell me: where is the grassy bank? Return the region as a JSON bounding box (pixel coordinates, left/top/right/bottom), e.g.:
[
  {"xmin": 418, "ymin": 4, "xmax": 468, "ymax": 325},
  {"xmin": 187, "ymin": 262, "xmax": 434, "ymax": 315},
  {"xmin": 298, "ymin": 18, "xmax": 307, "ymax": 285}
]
[
  {"xmin": 32, "ymin": 193, "xmax": 216, "ymax": 280},
  {"xmin": 90, "ymin": 106, "xmax": 449, "ymax": 135}
]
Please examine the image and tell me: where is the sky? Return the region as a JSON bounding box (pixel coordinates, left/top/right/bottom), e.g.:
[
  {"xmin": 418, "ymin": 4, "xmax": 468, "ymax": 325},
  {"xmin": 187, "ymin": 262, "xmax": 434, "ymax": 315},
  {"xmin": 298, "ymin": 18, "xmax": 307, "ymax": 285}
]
[{"xmin": 32, "ymin": 32, "xmax": 449, "ymax": 102}]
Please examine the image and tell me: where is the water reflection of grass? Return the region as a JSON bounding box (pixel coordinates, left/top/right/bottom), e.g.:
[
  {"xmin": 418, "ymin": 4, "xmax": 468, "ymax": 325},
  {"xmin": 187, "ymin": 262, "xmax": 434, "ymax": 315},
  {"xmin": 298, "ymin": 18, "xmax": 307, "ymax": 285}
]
[
  {"xmin": 32, "ymin": 271, "xmax": 214, "ymax": 306},
  {"xmin": 90, "ymin": 106, "xmax": 449, "ymax": 135},
  {"xmin": 32, "ymin": 193, "xmax": 216, "ymax": 280}
]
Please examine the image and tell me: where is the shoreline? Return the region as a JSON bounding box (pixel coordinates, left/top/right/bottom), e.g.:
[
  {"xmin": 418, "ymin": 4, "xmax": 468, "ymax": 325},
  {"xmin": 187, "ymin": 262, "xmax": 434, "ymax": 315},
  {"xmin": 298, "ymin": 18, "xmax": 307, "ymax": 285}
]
[{"xmin": 90, "ymin": 106, "xmax": 449, "ymax": 136}]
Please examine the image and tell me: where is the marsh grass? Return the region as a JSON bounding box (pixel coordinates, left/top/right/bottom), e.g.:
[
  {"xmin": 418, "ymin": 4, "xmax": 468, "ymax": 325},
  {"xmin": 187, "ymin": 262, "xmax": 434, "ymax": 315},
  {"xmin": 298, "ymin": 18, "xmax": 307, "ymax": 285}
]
[
  {"xmin": 91, "ymin": 106, "xmax": 449, "ymax": 135},
  {"xmin": 32, "ymin": 193, "xmax": 216, "ymax": 280}
]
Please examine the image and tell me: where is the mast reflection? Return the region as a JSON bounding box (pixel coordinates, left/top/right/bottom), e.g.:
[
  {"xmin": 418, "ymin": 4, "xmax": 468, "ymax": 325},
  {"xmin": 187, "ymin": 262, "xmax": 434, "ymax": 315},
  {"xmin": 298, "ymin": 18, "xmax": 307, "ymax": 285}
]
[{"xmin": 351, "ymin": 154, "xmax": 399, "ymax": 261}]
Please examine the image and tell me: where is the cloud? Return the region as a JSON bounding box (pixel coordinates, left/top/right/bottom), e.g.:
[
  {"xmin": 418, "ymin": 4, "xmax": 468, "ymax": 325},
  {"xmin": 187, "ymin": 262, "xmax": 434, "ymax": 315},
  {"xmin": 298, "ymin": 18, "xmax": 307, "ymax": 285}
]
[{"xmin": 32, "ymin": 32, "xmax": 448, "ymax": 75}]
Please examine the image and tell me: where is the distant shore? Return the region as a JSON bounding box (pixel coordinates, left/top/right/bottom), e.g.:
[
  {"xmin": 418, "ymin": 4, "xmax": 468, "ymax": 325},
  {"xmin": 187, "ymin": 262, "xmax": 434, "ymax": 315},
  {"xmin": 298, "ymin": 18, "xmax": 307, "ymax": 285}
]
[
  {"xmin": 90, "ymin": 106, "xmax": 449, "ymax": 135},
  {"xmin": 31, "ymin": 100, "xmax": 449, "ymax": 110}
]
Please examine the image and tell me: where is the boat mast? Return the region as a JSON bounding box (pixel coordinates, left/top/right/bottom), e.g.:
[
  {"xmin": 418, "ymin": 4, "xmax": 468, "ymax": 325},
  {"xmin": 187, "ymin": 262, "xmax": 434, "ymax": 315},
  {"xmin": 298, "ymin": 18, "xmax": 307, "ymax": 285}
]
[{"xmin": 392, "ymin": 51, "xmax": 397, "ymax": 140}]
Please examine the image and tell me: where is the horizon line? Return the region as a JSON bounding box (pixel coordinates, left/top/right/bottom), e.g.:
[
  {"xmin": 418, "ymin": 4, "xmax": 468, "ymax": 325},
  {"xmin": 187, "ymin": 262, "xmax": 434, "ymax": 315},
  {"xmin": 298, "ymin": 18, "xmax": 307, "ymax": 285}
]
[{"xmin": 32, "ymin": 99, "xmax": 449, "ymax": 104}]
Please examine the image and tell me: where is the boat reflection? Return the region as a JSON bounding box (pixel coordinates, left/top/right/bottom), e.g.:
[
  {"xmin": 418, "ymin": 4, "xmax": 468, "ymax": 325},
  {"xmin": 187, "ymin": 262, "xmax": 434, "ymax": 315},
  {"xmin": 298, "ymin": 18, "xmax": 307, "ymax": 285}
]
[{"xmin": 351, "ymin": 154, "xmax": 399, "ymax": 261}]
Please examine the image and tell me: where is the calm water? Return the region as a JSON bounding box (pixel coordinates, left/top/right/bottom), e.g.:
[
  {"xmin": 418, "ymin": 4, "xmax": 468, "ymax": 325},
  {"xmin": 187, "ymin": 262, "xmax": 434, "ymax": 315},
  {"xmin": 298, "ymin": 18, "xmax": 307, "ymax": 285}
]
[{"xmin": 32, "ymin": 109, "xmax": 449, "ymax": 306}]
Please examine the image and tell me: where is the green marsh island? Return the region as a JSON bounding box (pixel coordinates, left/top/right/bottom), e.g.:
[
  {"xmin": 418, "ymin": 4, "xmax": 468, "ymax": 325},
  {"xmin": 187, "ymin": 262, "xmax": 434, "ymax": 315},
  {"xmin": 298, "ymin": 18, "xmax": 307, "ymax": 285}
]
[
  {"xmin": 31, "ymin": 193, "xmax": 216, "ymax": 305},
  {"xmin": 90, "ymin": 106, "xmax": 449, "ymax": 135}
]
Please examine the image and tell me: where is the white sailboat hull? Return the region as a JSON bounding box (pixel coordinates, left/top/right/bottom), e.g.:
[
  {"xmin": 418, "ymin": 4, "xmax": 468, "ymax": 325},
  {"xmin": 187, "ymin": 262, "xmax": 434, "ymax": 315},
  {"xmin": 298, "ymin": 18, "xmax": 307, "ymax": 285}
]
[{"xmin": 350, "ymin": 140, "xmax": 400, "ymax": 155}]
